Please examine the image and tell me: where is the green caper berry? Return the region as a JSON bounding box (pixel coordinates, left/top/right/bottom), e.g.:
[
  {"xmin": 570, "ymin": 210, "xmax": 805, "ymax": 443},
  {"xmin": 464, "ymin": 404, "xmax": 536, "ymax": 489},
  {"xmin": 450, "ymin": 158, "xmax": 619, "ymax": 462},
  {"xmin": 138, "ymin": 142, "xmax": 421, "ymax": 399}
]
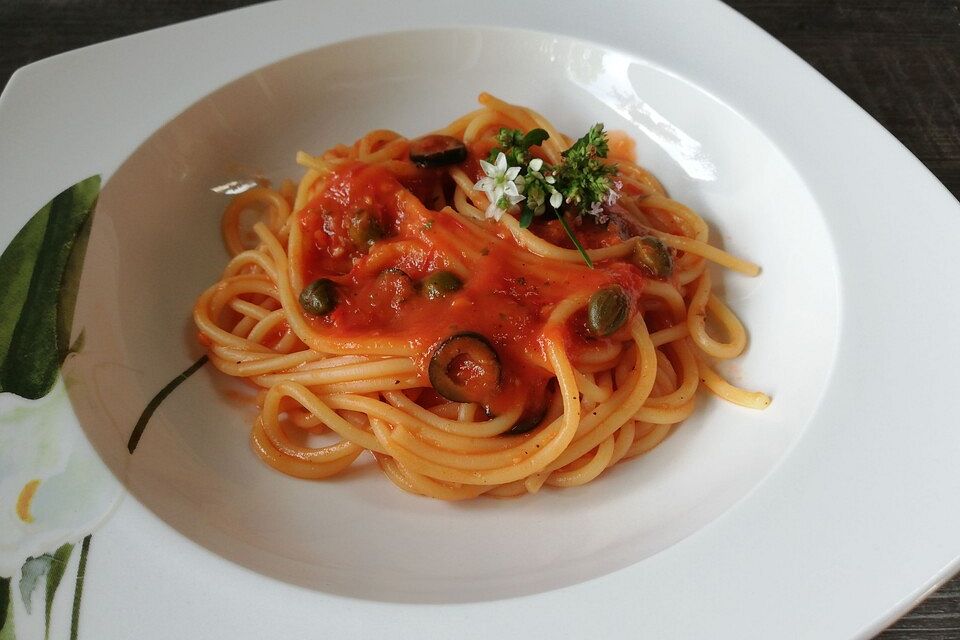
[
  {"xmin": 587, "ymin": 286, "xmax": 629, "ymax": 336},
  {"xmin": 422, "ymin": 271, "xmax": 462, "ymax": 300},
  {"xmin": 299, "ymin": 278, "xmax": 337, "ymax": 316},
  {"xmin": 632, "ymin": 236, "xmax": 673, "ymax": 278},
  {"xmin": 348, "ymin": 208, "xmax": 384, "ymax": 249}
]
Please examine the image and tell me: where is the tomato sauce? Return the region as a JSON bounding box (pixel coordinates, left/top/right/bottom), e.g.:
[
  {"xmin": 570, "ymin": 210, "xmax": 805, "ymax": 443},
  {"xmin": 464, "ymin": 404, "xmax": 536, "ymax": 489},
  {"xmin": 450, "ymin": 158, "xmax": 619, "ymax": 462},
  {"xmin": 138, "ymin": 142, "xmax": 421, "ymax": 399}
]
[{"xmin": 296, "ymin": 159, "xmax": 647, "ymax": 422}]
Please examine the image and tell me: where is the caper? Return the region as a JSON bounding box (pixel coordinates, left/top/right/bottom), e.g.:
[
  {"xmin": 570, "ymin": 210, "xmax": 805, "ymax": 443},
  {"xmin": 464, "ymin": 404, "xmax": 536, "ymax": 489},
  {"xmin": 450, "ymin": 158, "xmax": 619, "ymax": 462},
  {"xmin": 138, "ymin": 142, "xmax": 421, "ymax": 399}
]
[
  {"xmin": 632, "ymin": 236, "xmax": 673, "ymax": 278},
  {"xmin": 422, "ymin": 270, "xmax": 462, "ymax": 299},
  {"xmin": 587, "ymin": 286, "xmax": 629, "ymax": 336},
  {"xmin": 299, "ymin": 278, "xmax": 337, "ymax": 316},
  {"xmin": 348, "ymin": 208, "xmax": 384, "ymax": 249}
]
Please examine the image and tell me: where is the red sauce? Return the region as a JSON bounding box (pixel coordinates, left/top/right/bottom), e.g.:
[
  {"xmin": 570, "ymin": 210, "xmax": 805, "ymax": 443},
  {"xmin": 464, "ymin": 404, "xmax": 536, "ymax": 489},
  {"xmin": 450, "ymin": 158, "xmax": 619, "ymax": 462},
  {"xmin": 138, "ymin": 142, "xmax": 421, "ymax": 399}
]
[
  {"xmin": 260, "ymin": 322, "xmax": 290, "ymax": 350},
  {"xmin": 529, "ymin": 216, "xmax": 625, "ymax": 250},
  {"xmin": 296, "ymin": 159, "xmax": 648, "ymax": 421}
]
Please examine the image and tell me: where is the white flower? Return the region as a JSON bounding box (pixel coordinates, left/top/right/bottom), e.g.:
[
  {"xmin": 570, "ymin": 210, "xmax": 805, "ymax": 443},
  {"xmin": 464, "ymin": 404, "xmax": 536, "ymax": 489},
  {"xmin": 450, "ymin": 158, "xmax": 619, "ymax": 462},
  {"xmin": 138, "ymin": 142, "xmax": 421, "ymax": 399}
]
[
  {"xmin": 549, "ymin": 189, "xmax": 563, "ymax": 210},
  {"xmin": 0, "ymin": 377, "xmax": 122, "ymax": 577},
  {"xmin": 474, "ymin": 152, "xmax": 525, "ymax": 221},
  {"xmin": 527, "ymin": 158, "xmax": 557, "ymax": 187},
  {"xmin": 525, "ymin": 158, "xmax": 562, "ymax": 216}
]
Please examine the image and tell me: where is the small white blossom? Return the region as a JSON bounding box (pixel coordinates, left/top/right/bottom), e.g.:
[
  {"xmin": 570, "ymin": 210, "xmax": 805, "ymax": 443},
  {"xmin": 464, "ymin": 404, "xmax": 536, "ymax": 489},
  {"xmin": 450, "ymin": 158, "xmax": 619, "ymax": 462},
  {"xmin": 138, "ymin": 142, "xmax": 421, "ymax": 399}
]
[
  {"xmin": 474, "ymin": 152, "xmax": 525, "ymax": 220},
  {"xmin": 526, "ymin": 158, "xmax": 562, "ymax": 216},
  {"xmin": 605, "ymin": 180, "xmax": 622, "ymax": 206},
  {"xmin": 549, "ymin": 189, "xmax": 562, "ymax": 209},
  {"xmin": 527, "ymin": 158, "xmax": 556, "ymax": 186}
]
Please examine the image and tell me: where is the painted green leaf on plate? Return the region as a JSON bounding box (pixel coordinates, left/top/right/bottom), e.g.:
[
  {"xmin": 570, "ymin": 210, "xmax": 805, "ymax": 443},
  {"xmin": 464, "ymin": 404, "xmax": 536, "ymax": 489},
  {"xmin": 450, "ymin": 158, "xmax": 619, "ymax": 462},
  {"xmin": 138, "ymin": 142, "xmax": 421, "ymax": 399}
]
[
  {"xmin": 44, "ymin": 543, "xmax": 74, "ymax": 640},
  {"xmin": 14, "ymin": 543, "xmax": 76, "ymax": 639},
  {"xmin": 0, "ymin": 176, "xmax": 100, "ymax": 400}
]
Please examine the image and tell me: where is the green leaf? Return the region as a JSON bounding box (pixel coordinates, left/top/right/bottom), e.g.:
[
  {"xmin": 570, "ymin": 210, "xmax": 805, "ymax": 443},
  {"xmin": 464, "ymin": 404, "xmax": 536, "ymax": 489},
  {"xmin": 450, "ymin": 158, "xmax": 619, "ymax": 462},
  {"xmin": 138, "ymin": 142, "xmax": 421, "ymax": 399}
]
[
  {"xmin": 45, "ymin": 543, "xmax": 74, "ymax": 640},
  {"xmin": 69, "ymin": 536, "xmax": 92, "ymax": 640},
  {"xmin": 521, "ymin": 128, "xmax": 550, "ymax": 148},
  {"xmin": 0, "ymin": 211, "xmax": 48, "ymax": 387},
  {"xmin": 555, "ymin": 211, "xmax": 593, "ymax": 268},
  {"xmin": 518, "ymin": 207, "xmax": 534, "ymax": 229},
  {"xmin": 57, "ymin": 202, "xmax": 95, "ymax": 364},
  {"xmin": 0, "ymin": 577, "xmax": 10, "ymax": 639},
  {"xmin": 0, "ymin": 176, "xmax": 100, "ymax": 399}
]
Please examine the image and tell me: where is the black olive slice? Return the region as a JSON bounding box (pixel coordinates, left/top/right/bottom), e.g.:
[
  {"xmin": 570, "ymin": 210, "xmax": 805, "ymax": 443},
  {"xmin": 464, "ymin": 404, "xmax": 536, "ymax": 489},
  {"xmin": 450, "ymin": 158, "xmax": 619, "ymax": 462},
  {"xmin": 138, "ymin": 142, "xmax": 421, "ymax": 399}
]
[
  {"xmin": 428, "ymin": 332, "xmax": 501, "ymax": 403},
  {"xmin": 409, "ymin": 135, "xmax": 468, "ymax": 168}
]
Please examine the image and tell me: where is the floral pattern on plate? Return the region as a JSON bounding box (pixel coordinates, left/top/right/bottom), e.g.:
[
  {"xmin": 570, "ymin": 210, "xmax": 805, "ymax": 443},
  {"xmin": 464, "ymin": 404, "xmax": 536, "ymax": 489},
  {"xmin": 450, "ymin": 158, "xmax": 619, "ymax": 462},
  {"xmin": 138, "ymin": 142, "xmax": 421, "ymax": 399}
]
[{"xmin": 0, "ymin": 178, "xmax": 121, "ymax": 640}]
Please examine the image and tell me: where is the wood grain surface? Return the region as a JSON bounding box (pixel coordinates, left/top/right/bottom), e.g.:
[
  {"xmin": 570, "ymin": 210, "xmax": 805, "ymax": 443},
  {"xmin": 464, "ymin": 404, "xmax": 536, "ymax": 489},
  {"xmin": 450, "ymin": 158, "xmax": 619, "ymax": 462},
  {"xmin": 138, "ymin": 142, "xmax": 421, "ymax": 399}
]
[{"xmin": 1, "ymin": 1, "xmax": 958, "ymax": 637}]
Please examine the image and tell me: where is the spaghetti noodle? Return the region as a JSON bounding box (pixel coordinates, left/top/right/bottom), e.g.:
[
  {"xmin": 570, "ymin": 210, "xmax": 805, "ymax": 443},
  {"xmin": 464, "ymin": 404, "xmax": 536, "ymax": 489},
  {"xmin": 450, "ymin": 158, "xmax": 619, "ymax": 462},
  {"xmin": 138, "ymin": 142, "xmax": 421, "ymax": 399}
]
[{"xmin": 193, "ymin": 93, "xmax": 770, "ymax": 500}]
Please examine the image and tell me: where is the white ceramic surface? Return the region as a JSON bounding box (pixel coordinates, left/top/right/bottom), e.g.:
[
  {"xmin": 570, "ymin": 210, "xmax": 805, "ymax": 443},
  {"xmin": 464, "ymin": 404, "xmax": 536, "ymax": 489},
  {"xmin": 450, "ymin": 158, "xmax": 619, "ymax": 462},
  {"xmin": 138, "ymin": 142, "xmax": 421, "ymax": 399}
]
[{"xmin": 1, "ymin": 1, "xmax": 959, "ymax": 638}]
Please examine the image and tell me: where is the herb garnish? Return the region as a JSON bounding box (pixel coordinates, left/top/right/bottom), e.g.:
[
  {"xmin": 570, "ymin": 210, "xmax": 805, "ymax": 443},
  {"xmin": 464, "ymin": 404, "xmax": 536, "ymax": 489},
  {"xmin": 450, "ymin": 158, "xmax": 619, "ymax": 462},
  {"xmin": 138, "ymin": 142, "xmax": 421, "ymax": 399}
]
[
  {"xmin": 474, "ymin": 124, "xmax": 620, "ymax": 268},
  {"xmin": 555, "ymin": 125, "xmax": 619, "ymax": 218}
]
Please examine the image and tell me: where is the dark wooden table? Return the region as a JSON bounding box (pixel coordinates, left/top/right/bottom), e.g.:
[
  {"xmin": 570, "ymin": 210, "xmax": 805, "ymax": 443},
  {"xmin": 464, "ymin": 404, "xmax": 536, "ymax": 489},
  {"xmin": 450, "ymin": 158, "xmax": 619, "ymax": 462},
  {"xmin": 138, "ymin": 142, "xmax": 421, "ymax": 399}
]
[{"xmin": 2, "ymin": 1, "xmax": 958, "ymax": 637}]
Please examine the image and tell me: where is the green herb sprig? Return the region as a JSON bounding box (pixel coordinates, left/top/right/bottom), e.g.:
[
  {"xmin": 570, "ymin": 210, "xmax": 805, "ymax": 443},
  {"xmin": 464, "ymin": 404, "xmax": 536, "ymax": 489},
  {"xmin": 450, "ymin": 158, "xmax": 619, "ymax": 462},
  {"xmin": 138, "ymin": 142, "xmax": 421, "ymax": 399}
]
[
  {"xmin": 488, "ymin": 127, "xmax": 550, "ymax": 168},
  {"xmin": 485, "ymin": 124, "xmax": 619, "ymax": 268},
  {"xmin": 556, "ymin": 124, "xmax": 618, "ymax": 214}
]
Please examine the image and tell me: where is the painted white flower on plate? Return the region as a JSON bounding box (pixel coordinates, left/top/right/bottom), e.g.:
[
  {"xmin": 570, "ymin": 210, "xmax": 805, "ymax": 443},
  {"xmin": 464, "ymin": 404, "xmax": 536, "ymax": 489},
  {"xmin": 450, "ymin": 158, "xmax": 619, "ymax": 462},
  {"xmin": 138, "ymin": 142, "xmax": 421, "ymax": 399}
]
[{"xmin": 0, "ymin": 377, "xmax": 121, "ymax": 578}]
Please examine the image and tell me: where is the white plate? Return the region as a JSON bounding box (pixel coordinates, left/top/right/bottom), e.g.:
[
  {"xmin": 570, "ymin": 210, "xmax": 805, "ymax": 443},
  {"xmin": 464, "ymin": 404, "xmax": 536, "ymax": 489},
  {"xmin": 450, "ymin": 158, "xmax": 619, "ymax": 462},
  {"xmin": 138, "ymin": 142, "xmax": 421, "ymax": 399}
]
[{"xmin": 1, "ymin": 1, "xmax": 959, "ymax": 638}]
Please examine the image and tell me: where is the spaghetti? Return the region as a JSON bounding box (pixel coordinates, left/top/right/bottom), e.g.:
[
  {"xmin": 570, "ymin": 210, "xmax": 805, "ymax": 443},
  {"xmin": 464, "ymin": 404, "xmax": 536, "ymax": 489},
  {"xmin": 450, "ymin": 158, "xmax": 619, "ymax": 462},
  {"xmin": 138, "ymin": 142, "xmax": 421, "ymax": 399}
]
[{"xmin": 193, "ymin": 93, "xmax": 770, "ymax": 500}]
